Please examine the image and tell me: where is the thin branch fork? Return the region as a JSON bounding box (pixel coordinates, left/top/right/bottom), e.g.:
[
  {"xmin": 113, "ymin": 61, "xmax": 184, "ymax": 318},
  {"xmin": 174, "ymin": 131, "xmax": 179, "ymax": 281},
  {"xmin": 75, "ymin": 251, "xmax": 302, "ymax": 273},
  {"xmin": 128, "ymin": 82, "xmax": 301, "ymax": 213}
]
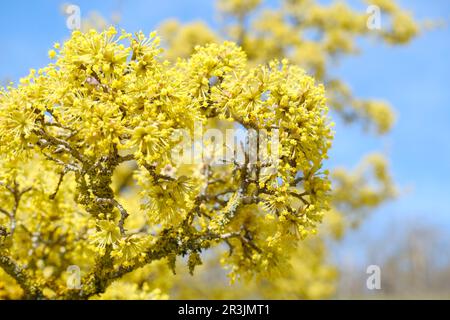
[
  {"xmin": 96, "ymin": 197, "xmax": 129, "ymax": 236},
  {"xmin": 143, "ymin": 163, "xmax": 175, "ymax": 181},
  {"xmin": 49, "ymin": 168, "xmax": 68, "ymax": 200},
  {"xmin": 42, "ymin": 152, "xmax": 80, "ymax": 173},
  {"xmin": 38, "ymin": 129, "xmax": 86, "ymax": 163},
  {"xmin": 289, "ymin": 191, "xmax": 310, "ymax": 205},
  {"xmin": 0, "ymin": 182, "xmax": 32, "ymax": 236}
]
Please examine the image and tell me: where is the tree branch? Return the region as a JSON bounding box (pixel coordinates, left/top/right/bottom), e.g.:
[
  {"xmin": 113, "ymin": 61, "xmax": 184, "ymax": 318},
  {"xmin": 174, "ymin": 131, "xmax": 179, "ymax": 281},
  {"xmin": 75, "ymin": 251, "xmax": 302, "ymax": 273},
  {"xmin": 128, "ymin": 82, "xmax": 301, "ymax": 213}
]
[{"xmin": 0, "ymin": 251, "xmax": 44, "ymax": 299}]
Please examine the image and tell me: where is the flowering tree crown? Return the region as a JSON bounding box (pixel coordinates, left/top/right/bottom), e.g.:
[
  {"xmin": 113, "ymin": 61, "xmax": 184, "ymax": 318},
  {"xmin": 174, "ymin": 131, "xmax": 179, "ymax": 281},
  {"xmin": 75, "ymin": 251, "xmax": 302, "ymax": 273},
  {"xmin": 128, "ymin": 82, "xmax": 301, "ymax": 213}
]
[{"xmin": 0, "ymin": 27, "xmax": 333, "ymax": 299}]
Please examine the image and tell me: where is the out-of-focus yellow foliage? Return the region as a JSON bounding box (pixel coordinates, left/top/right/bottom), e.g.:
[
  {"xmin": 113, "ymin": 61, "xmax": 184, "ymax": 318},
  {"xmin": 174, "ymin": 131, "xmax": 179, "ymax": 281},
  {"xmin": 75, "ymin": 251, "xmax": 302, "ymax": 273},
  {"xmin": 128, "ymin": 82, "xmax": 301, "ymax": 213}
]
[
  {"xmin": 172, "ymin": 237, "xmax": 337, "ymax": 299},
  {"xmin": 98, "ymin": 263, "xmax": 172, "ymax": 300},
  {"xmin": 159, "ymin": 20, "xmax": 219, "ymax": 61},
  {"xmin": 218, "ymin": 0, "xmax": 262, "ymax": 16},
  {"xmin": 0, "ymin": 269, "xmax": 23, "ymax": 299},
  {"xmin": 332, "ymin": 153, "xmax": 397, "ymax": 226}
]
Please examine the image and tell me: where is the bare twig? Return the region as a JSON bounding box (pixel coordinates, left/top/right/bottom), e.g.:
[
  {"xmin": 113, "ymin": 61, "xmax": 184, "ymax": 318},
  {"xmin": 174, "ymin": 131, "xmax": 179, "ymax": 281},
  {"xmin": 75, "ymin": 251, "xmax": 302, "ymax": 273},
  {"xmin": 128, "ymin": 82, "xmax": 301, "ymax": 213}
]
[
  {"xmin": 0, "ymin": 182, "xmax": 32, "ymax": 236},
  {"xmin": 49, "ymin": 169, "xmax": 67, "ymax": 200}
]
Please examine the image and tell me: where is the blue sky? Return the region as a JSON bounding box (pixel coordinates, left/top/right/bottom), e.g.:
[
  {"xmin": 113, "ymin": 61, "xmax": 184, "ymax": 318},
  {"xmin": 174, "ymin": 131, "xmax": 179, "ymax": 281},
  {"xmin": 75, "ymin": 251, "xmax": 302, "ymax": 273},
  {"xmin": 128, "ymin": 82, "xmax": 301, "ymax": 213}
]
[
  {"xmin": 1, "ymin": 1, "xmax": 449, "ymax": 266},
  {"xmin": 328, "ymin": 0, "xmax": 450, "ymax": 264}
]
